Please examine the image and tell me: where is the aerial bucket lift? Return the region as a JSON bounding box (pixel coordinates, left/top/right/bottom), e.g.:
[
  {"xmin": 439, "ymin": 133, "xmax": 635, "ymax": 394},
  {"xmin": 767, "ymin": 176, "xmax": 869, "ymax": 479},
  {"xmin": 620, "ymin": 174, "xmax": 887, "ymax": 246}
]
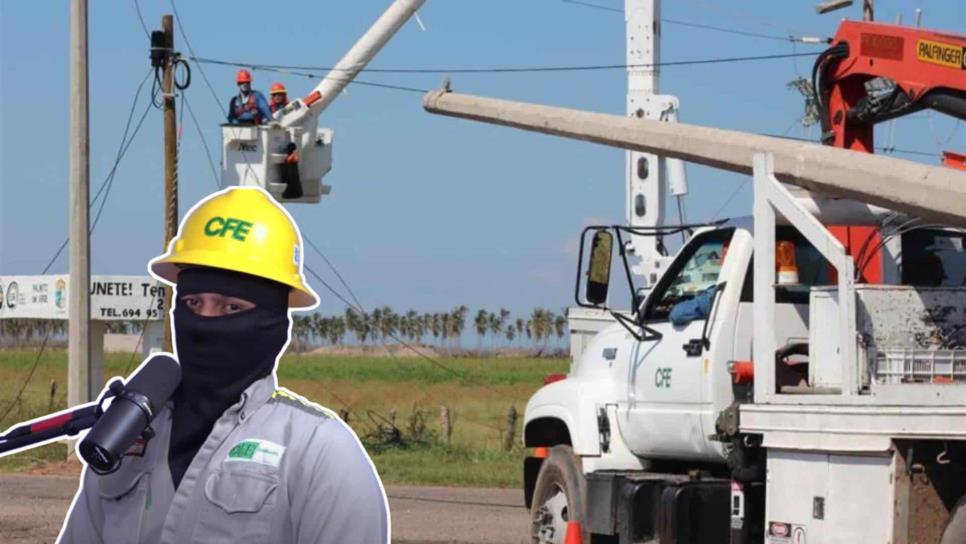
[{"xmin": 220, "ymin": 0, "xmax": 426, "ymax": 203}]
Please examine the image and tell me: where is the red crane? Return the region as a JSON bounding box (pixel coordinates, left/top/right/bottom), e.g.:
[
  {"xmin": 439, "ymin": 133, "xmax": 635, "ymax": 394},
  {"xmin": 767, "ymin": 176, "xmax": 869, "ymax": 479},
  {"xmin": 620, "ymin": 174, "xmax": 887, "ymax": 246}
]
[{"xmin": 813, "ymin": 20, "xmax": 965, "ymax": 282}]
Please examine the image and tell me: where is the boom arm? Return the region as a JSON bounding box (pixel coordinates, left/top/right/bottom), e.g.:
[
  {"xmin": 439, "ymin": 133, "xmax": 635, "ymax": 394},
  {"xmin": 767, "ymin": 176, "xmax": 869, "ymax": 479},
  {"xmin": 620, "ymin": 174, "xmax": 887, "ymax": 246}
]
[
  {"xmin": 815, "ymin": 20, "xmax": 966, "ymax": 151},
  {"xmin": 422, "ymin": 89, "xmax": 966, "ymax": 228},
  {"xmin": 278, "ymin": 0, "xmax": 426, "ymax": 129}
]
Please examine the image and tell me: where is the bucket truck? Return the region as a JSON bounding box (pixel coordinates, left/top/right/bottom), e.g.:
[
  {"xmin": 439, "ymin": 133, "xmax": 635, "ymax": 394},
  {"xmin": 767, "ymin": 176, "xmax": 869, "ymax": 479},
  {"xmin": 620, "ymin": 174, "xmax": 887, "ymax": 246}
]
[
  {"xmin": 220, "ymin": 0, "xmax": 425, "ymax": 203},
  {"xmin": 423, "ymin": 17, "xmax": 966, "ymax": 544}
]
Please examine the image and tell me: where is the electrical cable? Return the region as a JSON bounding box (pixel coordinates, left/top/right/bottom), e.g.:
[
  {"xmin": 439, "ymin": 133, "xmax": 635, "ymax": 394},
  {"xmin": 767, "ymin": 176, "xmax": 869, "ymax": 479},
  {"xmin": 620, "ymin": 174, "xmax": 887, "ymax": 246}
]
[
  {"xmin": 0, "ymin": 329, "xmax": 51, "ymax": 426},
  {"xmin": 171, "ymin": 0, "xmax": 550, "ymax": 433},
  {"xmin": 181, "ymin": 92, "xmax": 222, "ymax": 190},
  {"xmin": 42, "ymin": 68, "xmax": 155, "ymax": 275},
  {"xmin": 2, "ymin": 68, "xmax": 157, "ymax": 427},
  {"xmin": 191, "ymin": 51, "xmax": 822, "ymax": 76},
  {"xmin": 304, "ymin": 238, "xmax": 365, "ymax": 313},
  {"xmin": 562, "ymin": 0, "xmax": 829, "ymax": 44},
  {"xmin": 133, "ymin": 0, "xmax": 150, "ymax": 38}
]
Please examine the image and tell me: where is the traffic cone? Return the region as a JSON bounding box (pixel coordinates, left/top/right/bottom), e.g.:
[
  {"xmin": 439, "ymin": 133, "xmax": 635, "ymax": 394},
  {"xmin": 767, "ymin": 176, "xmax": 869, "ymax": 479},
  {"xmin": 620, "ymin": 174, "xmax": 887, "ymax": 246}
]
[{"xmin": 564, "ymin": 521, "xmax": 583, "ymax": 544}]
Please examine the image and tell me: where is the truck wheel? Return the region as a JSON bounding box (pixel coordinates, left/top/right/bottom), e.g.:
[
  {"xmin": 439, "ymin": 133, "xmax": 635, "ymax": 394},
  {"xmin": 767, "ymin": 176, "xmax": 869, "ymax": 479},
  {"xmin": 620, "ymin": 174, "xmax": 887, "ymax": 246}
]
[
  {"xmin": 530, "ymin": 445, "xmax": 588, "ymax": 544},
  {"xmin": 941, "ymin": 495, "xmax": 966, "ymax": 544}
]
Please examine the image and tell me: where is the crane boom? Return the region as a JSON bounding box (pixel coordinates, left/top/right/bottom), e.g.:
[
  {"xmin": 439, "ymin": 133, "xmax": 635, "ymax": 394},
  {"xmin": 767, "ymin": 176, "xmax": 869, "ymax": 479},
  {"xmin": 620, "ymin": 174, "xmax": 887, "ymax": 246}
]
[
  {"xmin": 422, "ymin": 89, "xmax": 966, "ymax": 228},
  {"xmin": 278, "ymin": 0, "xmax": 426, "ymax": 129}
]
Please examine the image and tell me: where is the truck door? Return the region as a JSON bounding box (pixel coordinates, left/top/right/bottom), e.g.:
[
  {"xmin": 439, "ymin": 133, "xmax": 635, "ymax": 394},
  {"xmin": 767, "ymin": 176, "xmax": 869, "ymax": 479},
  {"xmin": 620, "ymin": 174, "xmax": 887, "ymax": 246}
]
[{"xmin": 618, "ymin": 228, "xmax": 734, "ymax": 462}]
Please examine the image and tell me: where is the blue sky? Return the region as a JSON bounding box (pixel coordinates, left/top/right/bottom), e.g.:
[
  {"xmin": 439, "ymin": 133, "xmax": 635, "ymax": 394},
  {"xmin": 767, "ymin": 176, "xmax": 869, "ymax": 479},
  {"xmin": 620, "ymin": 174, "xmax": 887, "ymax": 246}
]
[{"xmin": 1, "ymin": 0, "xmax": 963, "ymax": 317}]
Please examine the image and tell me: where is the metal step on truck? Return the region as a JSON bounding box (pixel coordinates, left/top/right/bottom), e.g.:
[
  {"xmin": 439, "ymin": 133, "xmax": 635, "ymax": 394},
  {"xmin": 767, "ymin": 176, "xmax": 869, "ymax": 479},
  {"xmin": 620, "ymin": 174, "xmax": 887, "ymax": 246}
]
[{"xmin": 422, "ymin": 15, "xmax": 966, "ymax": 544}]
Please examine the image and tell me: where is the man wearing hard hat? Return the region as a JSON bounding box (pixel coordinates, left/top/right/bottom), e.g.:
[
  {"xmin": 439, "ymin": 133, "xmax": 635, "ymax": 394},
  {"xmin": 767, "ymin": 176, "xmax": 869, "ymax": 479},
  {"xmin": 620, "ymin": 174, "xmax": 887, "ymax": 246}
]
[
  {"xmin": 269, "ymin": 82, "xmax": 290, "ymax": 115},
  {"xmin": 227, "ymin": 69, "xmax": 273, "ymax": 125},
  {"xmin": 58, "ymin": 187, "xmax": 388, "ymax": 543}
]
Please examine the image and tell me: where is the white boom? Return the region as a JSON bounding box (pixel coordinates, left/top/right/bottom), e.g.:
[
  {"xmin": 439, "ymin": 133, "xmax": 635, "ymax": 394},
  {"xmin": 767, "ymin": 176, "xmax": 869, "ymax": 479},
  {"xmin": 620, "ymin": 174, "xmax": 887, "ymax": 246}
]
[
  {"xmin": 277, "ymin": 0, "xmax": 426, "ymax": 128},
  {"xmin": 422, "ymin": 89, "xmax": 966, "ymax": 228},
  {"xmin": 222, "ymin": 0, "xmax": 425, "ymax": 203}
]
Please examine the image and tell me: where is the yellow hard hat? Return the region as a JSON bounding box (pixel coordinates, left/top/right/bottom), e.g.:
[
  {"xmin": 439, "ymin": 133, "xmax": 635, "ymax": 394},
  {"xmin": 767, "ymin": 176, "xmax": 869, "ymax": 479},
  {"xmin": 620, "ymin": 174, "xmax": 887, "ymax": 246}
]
[{"xmin": 149, "ymin": 187, "xmax": 319, "ymax": 309}]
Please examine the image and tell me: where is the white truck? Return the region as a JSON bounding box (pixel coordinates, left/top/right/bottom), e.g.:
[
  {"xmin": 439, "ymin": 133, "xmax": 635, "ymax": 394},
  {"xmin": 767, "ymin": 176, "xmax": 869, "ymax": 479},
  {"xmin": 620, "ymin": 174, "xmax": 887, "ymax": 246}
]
[{"xmin": 422, "ymin": 31, "xmax": 966, "ymax": 544}]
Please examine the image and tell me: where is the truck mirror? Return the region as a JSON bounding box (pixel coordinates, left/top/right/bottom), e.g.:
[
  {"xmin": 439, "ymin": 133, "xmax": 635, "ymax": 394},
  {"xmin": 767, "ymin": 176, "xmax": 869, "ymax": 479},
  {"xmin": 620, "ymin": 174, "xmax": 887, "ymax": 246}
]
[{"xmin": 586, "ymin": 230, "xmax": 613, "ymax": 306}]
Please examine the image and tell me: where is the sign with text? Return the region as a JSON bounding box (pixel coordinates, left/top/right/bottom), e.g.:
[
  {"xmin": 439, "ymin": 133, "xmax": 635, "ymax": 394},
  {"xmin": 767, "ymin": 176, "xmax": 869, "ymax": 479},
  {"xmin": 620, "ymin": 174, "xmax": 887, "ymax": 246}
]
[{"xmin": 0, "ymin": 275, "xmax": 167, "ymax": 321}]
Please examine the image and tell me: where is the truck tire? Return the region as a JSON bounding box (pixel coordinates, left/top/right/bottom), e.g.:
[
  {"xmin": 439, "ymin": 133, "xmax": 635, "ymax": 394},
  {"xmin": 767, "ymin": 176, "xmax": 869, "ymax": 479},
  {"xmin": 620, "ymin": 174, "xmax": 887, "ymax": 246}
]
[
  {"xmin": 941, "ymin": 495, "xmax": 966, "ymax": 544},
  {"xmin": 530, "ymin": 445, "xmax": 589, "ymax": 544}
]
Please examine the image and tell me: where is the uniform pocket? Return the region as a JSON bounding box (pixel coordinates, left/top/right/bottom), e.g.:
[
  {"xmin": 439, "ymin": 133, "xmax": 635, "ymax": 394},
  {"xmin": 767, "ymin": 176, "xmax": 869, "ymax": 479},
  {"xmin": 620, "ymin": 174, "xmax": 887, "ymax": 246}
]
[
  {"xmin": 204, "ymin": 468, "xmax": 278, "ymax": 513},
  {"xmin": 194, "ymin": 465, "xmax": 279, "ymax": 541}
]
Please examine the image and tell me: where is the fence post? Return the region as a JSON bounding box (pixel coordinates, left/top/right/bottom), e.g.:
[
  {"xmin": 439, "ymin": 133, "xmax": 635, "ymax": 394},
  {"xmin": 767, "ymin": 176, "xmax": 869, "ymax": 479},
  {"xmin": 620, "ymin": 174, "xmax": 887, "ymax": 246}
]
[
  {"xmin": 440, "ymin": 405, "xmax": 452, "ymax": 443},
  {"xmin": 49, "ymin": 380, "xmax": 58, "ymax": 412},
  {"xmin": 503, "ymin": 405, "xmax": 518, "ymax": 452}
]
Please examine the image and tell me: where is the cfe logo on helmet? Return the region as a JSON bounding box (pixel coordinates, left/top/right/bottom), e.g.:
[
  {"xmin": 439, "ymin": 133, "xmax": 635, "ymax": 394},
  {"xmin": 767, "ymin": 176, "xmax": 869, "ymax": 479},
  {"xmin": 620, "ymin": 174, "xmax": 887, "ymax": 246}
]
[
  {"xmin": 149, "ymin": 186, "xmax": 319, "ymax": 310},
  {"xmin": 204, "ymin": 216, "xmax": 254, "ymax": 242}
]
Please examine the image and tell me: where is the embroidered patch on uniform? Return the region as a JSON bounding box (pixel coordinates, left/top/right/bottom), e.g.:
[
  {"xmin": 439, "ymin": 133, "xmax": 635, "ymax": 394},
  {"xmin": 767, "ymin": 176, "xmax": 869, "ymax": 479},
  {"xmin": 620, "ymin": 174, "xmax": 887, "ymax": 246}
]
[{"xmin": 226, "ymin": 439, "xmax": 286, "ymax": 468}]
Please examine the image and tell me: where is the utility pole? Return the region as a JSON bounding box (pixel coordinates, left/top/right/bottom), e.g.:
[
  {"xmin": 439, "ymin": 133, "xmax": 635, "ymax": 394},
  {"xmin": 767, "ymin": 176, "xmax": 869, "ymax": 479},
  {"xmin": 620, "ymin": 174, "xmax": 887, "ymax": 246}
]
[
  {"xmin": 624, "ymin": 0, "xmax": 688, "ymax": 290},
  {"xmin": 67, "ymin": 0, "xmax": 92, "ymax": 458},
  {"xmin": 161, "ymin": 15, "xmax": 178, "ymax": 351},
  {"xmin": 863, "ymin": 0, "xmax": 874, "ymax": 21}
]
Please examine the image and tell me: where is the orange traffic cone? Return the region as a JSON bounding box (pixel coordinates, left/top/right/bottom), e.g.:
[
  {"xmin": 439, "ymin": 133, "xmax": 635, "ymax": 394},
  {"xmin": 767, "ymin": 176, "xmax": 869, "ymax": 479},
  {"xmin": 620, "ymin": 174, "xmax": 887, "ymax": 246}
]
[{"xmin": 564, "ymin": 521, "xmax": 583, "ymax": 544}]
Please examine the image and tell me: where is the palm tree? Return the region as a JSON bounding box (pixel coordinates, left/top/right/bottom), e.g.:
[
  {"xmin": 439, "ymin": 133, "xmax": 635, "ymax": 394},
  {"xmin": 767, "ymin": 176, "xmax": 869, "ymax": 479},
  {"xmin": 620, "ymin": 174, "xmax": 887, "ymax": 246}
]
[
  {"xmin": 405, "ymin": 310, "xmax": 419, "ymax": 342},
  {"xmin": 451, "ymin": 305, "xmax": 468, "ymax": 348},
  {"xmin": 345, "ymin": 308, "xmax": 362, "ymax": 344},
  {"xmin": 292, "ymin": 315, "xmax": 311, "ymax": 351},
  {"xmin": 554, "ymin": 313, "xmax": 568, "ymax": 348},
  {"xmin": 515, "ymin": 318, "xmax": 526, "ymax": 346},
  {"xmin": 430, "ymin": 313, "xmax": 442, "ymax": 345},
  {"xmin": 474, "ymin": 309, "xmax": 489, "ymax": 353},
  {"xmin": 505, "ymin": 323, "xmax": 516, "ymax": 344},
  {"xmin": 380, "ymin": 306, "xmax": 398, "ymax": 341},
  {"xmin": 327, "ymin": 316, "xmax": 346, "ymax": 345},
  {"xmin": 370, "ymin": 307, "xmax": 383, "ymax": 343}
]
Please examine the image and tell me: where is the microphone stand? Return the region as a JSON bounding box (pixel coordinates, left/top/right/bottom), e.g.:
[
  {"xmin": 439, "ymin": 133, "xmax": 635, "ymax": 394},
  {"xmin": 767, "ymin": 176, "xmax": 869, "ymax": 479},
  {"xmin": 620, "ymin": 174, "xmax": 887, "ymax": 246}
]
[{"xmin": 0, "ymin": 380, "xmax": 124, "ymax": 455}]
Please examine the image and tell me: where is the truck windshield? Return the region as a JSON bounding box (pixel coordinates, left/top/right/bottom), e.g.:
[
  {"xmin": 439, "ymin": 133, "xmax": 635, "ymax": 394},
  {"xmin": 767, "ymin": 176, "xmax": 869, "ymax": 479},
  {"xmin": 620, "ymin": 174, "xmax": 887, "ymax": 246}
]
[{"xmin": 646, "ymin": 229, "xmax": 734, "ymax": 321}]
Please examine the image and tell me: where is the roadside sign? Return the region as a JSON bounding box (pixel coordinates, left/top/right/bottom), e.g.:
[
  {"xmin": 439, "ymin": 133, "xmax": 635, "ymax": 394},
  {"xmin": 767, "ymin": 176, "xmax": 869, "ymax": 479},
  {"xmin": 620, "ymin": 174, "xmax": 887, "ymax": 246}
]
[{"xmin": 0, "ymin": 275, "xmax": 167, "ymax": 321}]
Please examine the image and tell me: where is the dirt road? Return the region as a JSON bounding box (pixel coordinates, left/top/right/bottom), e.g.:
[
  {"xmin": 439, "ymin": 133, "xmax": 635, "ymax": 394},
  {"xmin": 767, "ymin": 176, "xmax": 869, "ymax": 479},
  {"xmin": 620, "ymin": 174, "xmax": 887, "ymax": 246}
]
[{"xmin": 0, "ymin": 474, "xmax": 529, "ymax": 543}]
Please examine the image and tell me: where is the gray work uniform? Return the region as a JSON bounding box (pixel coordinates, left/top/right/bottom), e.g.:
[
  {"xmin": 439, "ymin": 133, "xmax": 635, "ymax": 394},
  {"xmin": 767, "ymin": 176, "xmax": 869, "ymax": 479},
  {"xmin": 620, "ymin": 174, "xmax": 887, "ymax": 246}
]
[{"xmin": 57, "ymin": 374, "xmax": 388, "ymax": 543}]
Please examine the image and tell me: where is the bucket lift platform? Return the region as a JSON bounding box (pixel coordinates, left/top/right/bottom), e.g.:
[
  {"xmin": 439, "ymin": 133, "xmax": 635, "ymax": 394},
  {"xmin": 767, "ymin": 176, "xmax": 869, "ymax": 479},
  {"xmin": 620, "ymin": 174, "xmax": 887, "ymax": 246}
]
[
  {"xmin": 219, "ymin": 0, "xmax": 425, "ymax": 204},
  {"xmin": 221, "ymin": 123, "xmax": 333, "ymax": 204}
]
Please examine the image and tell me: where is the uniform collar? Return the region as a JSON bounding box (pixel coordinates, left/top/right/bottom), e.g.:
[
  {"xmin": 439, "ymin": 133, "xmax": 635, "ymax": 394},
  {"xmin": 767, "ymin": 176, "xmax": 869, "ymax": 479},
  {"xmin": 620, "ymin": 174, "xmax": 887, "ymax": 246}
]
[{"xmin": 225, "ymin": 372, "xmax": 278, "ymax": 422}]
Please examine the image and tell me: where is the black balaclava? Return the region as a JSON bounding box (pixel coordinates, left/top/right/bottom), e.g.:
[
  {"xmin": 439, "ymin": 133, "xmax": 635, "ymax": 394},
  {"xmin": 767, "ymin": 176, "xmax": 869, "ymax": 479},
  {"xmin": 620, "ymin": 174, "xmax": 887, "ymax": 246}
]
[{"xmin": 168, "ymin": 267, "xmax": 290, "ymax": 489}]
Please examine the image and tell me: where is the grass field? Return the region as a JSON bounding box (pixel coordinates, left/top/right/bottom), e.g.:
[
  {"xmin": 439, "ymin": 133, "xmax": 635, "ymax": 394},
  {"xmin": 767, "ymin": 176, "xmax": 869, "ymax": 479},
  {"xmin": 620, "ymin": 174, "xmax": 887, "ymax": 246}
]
[{"xmin": 0, "ymin": 349, "xmax": 568, "ymax": 487}]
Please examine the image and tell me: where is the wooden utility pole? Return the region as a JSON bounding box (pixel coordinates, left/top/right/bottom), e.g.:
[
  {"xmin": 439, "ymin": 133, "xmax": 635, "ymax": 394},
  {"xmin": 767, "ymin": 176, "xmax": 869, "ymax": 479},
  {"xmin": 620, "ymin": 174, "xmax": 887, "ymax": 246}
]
[
  {"xmin": 67, "ymin": 0, "xmax": 92, "ymax": 457},
  {"xmin": 161, "ymin": 15, "xmax": 178, "ymax": 351}
]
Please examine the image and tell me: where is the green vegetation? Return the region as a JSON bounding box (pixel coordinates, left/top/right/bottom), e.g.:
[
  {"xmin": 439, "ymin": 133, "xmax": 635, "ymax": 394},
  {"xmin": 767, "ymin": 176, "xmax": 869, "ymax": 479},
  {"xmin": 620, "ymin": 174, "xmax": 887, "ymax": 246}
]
[{"xmin": 0, "ymin": 349, "xmax": 569, "ymax": 487}]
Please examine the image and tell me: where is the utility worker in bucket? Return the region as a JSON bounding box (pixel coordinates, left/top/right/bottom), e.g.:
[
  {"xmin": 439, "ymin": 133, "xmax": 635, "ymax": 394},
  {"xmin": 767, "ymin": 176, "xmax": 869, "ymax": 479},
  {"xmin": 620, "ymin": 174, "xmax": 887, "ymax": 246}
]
[
  {"xmin": 58, "ymin": 187, "xmax": 389, "ymax": 544},
  {"xmin": 227, "ymin": 69, "xmax": 273, "ymax": 125},
  {"xmin": 269, "ymin": 82, "xmax": 290, "ymax": 115}
]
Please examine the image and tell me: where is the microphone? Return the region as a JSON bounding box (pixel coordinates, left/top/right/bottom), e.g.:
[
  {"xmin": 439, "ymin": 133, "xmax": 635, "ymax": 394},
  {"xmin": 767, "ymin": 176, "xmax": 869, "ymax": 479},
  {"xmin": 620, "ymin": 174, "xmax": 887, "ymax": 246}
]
[{"xmin": 79, "ymin": 354, "xmax": 181, "ymax": 472}]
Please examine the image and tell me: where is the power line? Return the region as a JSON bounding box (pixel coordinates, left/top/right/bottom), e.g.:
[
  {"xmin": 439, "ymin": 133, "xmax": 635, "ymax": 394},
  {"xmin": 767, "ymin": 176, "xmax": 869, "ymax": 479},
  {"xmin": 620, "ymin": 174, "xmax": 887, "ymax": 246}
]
[
  {"xmin": 0, "ymin": 331, "xmax": 51, "ymax": 425},
  {"xmin": 42, "ymin": 68, "xmax": 155, "ymax": 275},
  {"xmin": 305, "ymin": 238, "xmax": 366, "ymax": 313},
  {"xmin": 133, "ymin": 0, "xmax": 149, "ymax": 38},
  {"xmin": 181, "ymin": 92, "xmax": 222, "ymax": 190},
  {"xmin": 1, "ymin": 68, "xmax": 157, "ymax": 427},
  {"xmin": 190, "ymin": 51, "xmax": 821, "ymax": 77},
  {"xmin": 559, "ymin": 0, "xmax": 824, "ymax": 43}
]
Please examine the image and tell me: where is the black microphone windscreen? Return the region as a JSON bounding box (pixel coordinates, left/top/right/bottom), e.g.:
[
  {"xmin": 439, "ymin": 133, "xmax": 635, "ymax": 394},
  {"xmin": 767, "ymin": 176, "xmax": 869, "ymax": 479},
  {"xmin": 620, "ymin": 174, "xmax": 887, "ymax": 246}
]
[{"xmin": 125, "ymin": 354, "xmax": 181, "ymax": 416}]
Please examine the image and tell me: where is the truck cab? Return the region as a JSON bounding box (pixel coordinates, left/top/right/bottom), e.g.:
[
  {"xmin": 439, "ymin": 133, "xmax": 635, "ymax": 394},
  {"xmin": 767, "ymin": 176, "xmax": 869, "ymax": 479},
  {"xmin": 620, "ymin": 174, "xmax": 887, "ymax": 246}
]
[{"xmin": 524, "ymin": 193, "xmax": 966, "ymax": 543}]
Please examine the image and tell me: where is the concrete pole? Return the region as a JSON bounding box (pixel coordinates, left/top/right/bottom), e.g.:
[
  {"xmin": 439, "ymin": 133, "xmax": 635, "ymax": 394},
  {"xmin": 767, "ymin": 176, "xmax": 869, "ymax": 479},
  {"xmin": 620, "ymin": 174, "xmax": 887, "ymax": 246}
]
[
  {"xmin": 423, "ymin": 90, "xmax": 966, "ymax": 228},
  {"xmin": 67, "ymin": 0, "xmax": 92, "ymax": 459},
  {"xmin": 162, "ymin": 15, "xmax": 177, "ymax": 352}
]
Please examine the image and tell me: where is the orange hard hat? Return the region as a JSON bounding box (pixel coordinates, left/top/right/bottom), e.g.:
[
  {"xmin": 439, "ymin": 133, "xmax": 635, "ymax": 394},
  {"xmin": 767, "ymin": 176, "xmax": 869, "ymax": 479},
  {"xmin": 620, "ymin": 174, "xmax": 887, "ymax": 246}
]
[
  {"xmin": 270, "ymin": 82, "xmax": 287, "ymax": 95},
  {"xmin": 236, "ymin": 69, "xmax": 253, "ymax": 84}
]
